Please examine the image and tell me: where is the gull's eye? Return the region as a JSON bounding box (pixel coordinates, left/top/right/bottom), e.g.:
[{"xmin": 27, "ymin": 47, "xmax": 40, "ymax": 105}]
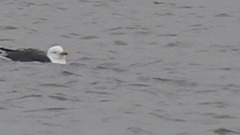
[{"xmin": 52, "ymin": 51, "xmax": 57, "ymax": 54}]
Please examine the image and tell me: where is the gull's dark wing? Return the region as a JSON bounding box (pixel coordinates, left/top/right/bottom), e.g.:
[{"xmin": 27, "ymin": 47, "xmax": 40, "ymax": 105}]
[{"xmin": 0, "ymin": 48, "xmax": 51, "ymax": 62}]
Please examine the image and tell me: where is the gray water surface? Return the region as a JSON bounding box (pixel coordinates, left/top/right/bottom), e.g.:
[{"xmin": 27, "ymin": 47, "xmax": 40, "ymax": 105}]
[{"xmin": 1, "ymin": 0, "xmax": 240, "ymax": 135}]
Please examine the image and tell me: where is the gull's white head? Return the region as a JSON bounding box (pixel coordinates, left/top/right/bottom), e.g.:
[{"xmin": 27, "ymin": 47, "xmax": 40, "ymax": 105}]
[{"xmin": 47, "ymin": 46, "xmax": 68, "ymax": 64}]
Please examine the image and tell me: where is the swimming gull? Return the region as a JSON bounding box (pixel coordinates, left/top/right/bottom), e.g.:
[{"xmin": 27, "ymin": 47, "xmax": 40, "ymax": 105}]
[{"xmin": 0, "ymin": 46, "xmax": 68, "ymax": 64}]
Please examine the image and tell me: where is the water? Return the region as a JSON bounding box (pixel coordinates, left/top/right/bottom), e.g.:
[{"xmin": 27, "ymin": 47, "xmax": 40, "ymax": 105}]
[{"xmin": 1, "ymin": 0, "xmax": 240, "ymax": 135}]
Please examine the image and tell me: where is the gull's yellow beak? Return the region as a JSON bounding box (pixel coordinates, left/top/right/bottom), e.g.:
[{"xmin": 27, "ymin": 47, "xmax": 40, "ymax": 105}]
[{"xmin": 59, "ymin": 51, "xmax": 68, "ymax": 55}]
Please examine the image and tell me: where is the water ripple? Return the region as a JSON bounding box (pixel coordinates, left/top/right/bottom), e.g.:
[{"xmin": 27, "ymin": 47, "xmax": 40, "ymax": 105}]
[
  {"xmin": 24, "ymin": 107, "xmax": 69, "ymax": 113},
  {"xmin": 125, "ymin": 127, "xmax": 153, "ymax": 135}
]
